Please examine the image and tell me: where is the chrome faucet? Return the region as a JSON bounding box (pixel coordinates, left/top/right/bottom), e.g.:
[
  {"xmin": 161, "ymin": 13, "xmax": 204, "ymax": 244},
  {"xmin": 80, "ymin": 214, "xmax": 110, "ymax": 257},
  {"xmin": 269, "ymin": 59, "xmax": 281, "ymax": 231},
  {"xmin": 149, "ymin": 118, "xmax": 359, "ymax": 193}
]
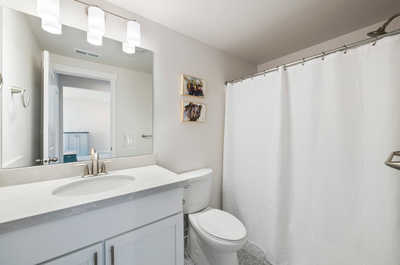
[
  {"xmin": 90, "ymin": 147, "xmax": 99, "ymax": 176},
  {"xmin": 82, "ymin": 148, "xmax": 108, "ymax": 177}
]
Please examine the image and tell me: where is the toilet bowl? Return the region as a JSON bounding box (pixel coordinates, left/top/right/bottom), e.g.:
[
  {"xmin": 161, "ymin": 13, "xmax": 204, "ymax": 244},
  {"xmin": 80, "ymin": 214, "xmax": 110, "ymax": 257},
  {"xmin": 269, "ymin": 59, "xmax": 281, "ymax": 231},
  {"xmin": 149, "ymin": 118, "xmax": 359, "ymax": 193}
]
[
  {"xmin": 188, "ymin": 208, "xmax": 247, "ymax": 265},
  {"xmin": 180, "ymin": 169, "xmax": 247, "ymax": 265}
]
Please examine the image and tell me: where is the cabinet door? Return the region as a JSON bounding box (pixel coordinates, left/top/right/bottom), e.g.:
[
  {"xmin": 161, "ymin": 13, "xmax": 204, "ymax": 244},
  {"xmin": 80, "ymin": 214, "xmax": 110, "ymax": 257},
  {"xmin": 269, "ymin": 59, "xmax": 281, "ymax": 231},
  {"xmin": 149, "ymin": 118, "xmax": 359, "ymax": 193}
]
[
  {"xmin": 105, "ymin": 214, "xmax": 183, "ymax": 265},
  {"xmin": 42, "ymin": 243, "xmax": 103, "ymax": 265}
]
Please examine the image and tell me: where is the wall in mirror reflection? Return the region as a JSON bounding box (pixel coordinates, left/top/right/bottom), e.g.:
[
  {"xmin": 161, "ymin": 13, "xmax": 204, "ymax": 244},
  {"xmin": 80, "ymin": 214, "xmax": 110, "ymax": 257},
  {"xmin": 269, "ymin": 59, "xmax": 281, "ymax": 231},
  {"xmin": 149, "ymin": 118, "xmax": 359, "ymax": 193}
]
[{"xmin": 0, "ymin": 7, "xmax": 153, "ymax": 168}]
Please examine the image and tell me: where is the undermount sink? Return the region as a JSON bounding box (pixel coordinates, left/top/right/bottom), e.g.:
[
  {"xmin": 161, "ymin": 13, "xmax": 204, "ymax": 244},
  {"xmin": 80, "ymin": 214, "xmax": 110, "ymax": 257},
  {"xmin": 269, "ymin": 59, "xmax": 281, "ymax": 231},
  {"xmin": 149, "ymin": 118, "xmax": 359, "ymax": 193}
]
[{"xmin": 52, "ymin": 175, "xmax": 135, "ymax": 197}]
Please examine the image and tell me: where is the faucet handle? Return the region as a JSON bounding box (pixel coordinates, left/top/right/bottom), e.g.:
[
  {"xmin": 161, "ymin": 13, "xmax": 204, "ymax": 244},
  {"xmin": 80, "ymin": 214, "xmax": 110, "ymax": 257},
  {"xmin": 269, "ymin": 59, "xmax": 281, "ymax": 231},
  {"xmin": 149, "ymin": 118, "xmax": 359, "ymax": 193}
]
[
  {"xmin": 77, "ymin": 163, "xmax": 91, "ymax": 177},
  {"xmin": 99, "ymin": 161, "xmax": 108, "ymax": 174}
]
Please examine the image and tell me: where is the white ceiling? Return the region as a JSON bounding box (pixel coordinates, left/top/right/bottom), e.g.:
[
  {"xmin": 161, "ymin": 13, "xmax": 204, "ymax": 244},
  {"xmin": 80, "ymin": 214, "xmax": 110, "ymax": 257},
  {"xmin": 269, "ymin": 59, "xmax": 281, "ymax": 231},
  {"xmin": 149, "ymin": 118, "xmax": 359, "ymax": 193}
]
[{"xmin": 105, "ymin": 0, "xmax": 400, "ymax": 64}]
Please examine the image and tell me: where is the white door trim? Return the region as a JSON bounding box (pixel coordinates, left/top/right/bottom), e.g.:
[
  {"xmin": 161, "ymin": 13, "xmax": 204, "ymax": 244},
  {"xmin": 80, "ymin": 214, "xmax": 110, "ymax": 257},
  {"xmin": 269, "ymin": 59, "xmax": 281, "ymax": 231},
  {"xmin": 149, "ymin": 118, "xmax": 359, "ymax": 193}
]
[{"xmin": 52, "ymin": 63, "xmax": 117, "ymax": 157}]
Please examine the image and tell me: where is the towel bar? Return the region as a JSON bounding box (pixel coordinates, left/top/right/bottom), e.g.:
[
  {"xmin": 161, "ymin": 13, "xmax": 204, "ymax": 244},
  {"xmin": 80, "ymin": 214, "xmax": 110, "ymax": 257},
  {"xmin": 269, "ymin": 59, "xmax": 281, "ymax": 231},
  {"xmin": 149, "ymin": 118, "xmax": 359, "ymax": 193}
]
[{"xmin": 385, "ymin": 151, "xmax": 400, "ymax": 170}]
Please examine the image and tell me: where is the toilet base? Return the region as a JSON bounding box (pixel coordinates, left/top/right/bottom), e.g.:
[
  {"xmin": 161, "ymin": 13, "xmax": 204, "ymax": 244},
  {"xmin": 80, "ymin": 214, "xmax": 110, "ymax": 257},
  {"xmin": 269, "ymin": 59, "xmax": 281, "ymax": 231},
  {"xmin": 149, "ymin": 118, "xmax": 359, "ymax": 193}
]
[{"xmin": 188, "ymin": 227, "xmax": 239, "ymax": 265}]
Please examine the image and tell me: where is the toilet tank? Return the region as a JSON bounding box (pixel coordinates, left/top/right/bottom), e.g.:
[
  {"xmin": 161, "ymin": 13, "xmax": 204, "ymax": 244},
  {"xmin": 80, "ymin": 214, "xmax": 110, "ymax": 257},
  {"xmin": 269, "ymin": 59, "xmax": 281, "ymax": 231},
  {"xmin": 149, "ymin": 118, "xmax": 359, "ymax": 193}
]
[{"xmin": 180, "ymin": 168, "xmax": 213, "ymax": 214}]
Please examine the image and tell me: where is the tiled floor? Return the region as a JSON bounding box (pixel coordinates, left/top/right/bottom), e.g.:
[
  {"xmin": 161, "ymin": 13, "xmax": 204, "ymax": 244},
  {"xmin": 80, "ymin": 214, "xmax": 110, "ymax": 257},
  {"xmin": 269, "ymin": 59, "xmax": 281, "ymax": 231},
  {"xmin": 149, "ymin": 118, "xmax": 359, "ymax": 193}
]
[
  {"xmin": 185, "ymin": 241, "xmax": 272, "ymax": 265},
  {"xmin": 237, "ymin": 242, "xmax": 272, "ymax": 265},
  {"xmin": 184, "ymin": 255, "xmax": 196, "ymax": 265}
]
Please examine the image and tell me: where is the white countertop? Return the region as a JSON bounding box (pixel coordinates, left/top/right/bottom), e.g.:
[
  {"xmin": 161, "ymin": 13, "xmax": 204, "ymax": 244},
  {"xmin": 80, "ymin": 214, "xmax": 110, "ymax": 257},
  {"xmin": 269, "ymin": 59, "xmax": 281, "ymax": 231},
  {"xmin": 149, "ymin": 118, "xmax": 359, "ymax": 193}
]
[{"xmin": 0, "ymin": 165, "xmax": 187, "ymax": 229}]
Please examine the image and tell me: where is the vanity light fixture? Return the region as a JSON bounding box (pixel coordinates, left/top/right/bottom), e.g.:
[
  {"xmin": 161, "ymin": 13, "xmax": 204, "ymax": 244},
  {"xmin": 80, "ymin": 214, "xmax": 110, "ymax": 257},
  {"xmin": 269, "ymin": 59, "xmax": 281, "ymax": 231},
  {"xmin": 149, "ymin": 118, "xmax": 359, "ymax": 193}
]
[
  {"xmin": 123, "ymin": 20, "xmax": 141, "ymax": 54},
  {"xmin": 37, "ymin": 0, "xmax": 62, "ymax": 34},
  {"xmin": 38, "ymin": 0, "xmax": 142, "ymax": 52},
  {"xmin": 87, "ymin": 6, "xmax": 105, "ymax": 46}
]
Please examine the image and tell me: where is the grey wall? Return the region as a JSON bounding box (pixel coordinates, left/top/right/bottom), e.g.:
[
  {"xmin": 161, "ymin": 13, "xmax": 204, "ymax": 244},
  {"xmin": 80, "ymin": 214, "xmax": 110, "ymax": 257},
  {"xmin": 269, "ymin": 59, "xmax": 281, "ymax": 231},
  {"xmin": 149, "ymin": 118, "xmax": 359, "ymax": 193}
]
[{"xmin": 1, "ymin": 0, "xmax": 256, "ymax": 208}]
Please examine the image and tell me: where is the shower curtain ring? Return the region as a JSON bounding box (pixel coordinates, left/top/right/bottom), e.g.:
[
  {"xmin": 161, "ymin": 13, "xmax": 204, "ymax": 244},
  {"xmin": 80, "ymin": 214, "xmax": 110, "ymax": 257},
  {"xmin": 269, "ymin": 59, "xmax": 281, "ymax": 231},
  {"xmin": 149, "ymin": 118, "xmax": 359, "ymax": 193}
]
[
  {"xmin": 302, "ymin": 58, "xmax": 305, "ymax": 65},
  {"xmin": 343, "ymin": 45, "xmax": 348, "ymax": 54},
  {"xmin": 321, "ymin": 52, "xmax": 326, "ymax": 60},
  {"xmin": 372, "ymin": 37, "xmax": 378, "ymax": 46}
]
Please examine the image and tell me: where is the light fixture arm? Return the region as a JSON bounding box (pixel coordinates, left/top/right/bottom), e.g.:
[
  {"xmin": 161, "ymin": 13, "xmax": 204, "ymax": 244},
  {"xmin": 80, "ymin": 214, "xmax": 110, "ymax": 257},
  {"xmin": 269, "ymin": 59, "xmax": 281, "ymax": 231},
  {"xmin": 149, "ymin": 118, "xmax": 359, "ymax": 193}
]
[
  {"xmin": 72, "ymin": 0, "xmax": 136, "ymax": 22},
  {"xmin": 367, "ymin": 12, "xmax": 400, "ymax": 37}
]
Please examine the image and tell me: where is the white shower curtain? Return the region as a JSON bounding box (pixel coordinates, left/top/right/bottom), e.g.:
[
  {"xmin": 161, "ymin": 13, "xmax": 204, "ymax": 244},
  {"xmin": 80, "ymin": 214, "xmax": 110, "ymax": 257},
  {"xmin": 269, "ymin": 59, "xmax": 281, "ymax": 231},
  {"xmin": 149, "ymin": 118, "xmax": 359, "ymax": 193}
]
[{"xmin": 223, "ymin": 35, "xmax": 400, "ymax": 265}]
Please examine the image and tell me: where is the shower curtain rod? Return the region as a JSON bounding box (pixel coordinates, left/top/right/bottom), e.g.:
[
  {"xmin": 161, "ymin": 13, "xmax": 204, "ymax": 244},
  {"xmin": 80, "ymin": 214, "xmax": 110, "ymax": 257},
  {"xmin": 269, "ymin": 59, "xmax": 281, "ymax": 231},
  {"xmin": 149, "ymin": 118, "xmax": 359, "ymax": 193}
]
[{"xmin": 225, "ymin": 28, "xmax": 400, "ymax": 85}]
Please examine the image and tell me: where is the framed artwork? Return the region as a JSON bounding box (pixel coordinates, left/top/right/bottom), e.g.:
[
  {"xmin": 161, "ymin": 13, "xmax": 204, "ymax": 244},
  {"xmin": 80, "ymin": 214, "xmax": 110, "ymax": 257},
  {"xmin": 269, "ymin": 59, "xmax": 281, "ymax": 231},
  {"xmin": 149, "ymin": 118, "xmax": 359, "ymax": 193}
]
[
  {"xmin": 181, "ymin": 101, "xmax": 206, "ymax": 122},
  {"xmin": 181, "ymin": 74, "xmax": 205, "ymax": 97}
]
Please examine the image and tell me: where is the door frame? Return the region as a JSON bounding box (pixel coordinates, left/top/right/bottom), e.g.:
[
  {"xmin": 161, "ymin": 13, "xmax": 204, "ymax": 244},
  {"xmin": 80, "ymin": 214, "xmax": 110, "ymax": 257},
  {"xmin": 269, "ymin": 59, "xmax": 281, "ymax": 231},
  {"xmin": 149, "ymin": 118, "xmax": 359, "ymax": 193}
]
[{"xmin": 52, "ymin": 63, "xmax": 117, "ymax": 158}]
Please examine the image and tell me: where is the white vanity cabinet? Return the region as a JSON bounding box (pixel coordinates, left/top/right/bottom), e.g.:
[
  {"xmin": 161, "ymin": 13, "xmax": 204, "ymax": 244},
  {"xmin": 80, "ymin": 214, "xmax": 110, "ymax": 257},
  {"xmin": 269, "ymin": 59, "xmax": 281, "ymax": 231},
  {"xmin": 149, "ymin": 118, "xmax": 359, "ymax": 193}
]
[
  {"xmin": 105, "ymin": 214, "xmax": 182, "ymax": 265},
  {"xmin": 41, "ymin": 214, "xmax": 182, "ymax": 265},
  {"xmin": 0, "ymin": 188, "xmax": 184, "ymax": 265},
  {"xmin": 41, "ymin": 243, "xmax": 103, "ymax": 265}
]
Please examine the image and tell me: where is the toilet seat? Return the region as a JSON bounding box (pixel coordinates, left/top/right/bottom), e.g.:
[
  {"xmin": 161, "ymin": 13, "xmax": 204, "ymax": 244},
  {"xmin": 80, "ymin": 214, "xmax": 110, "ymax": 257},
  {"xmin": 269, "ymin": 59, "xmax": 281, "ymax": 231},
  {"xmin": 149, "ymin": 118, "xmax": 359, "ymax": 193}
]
[
  {"xmin": 189, "ymin": 208, "xmax": 247, "ymax": 264},
  {"xmin": 193, "ymin": 209, "xmax": 247, "ymax": 241}
]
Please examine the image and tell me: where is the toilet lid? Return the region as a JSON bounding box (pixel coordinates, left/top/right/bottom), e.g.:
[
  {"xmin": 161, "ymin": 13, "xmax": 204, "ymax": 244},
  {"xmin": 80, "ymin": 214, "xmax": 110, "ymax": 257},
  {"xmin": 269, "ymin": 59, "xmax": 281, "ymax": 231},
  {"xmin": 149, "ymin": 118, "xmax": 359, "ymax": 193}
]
[{"xmin": 197, "ymin": 209, "xmax": 246, "ymax": 241}]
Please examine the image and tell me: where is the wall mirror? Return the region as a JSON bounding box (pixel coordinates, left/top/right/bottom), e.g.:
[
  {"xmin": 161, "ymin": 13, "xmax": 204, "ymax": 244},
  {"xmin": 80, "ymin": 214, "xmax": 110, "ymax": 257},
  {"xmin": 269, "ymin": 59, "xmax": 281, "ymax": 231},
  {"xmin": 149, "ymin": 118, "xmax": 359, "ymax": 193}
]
[{"xmin": 0, "ymin": 7, "xmax": 153, "ymax": 168}]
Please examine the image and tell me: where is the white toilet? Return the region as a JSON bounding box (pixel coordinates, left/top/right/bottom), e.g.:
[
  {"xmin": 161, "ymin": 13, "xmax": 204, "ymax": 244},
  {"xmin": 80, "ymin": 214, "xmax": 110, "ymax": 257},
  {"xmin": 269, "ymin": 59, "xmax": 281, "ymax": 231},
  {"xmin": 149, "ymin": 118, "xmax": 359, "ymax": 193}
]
[{"xmin": 181, "ymin": 168, "xmax": 247, "ymax": 265}]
